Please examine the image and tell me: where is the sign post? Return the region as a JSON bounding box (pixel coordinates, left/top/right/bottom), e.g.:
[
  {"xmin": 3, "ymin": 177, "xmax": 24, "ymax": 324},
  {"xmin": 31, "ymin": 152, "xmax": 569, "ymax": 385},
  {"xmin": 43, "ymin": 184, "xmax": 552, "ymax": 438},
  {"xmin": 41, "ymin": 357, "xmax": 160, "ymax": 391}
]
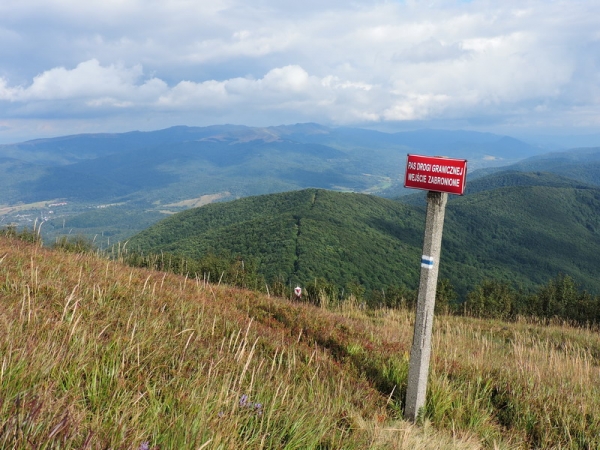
[
  {"xmin": 404, "ymin": 154, "xmax": 467, "ymax": 195},
  {"xmin": 403, "ymin": 154, "xmax": 467, "ymax": 423}
]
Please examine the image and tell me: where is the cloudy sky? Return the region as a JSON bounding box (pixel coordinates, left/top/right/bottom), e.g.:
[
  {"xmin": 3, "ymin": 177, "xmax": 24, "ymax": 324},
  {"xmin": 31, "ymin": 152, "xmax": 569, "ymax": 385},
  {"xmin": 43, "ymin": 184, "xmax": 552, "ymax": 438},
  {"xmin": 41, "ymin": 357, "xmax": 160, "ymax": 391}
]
[{"xmin": 0, "ymin": 0, "xmax": 599, "ymax": 143}]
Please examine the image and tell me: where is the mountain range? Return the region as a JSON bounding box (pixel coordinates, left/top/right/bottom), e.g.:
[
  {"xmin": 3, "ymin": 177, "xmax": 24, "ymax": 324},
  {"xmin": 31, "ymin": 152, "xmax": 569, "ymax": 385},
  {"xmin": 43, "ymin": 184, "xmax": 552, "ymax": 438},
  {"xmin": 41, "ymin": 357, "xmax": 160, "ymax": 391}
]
[
  {"xmin": 0, "ymin": 124, "xmax": 542, "ymax": 205},
  {"xmin": 472, "ymin": 146, "xmax": 600, "ymax": 187},
  {"xmin": 2, "ymin": 123, "xmax": 600, "ymax": 298}
]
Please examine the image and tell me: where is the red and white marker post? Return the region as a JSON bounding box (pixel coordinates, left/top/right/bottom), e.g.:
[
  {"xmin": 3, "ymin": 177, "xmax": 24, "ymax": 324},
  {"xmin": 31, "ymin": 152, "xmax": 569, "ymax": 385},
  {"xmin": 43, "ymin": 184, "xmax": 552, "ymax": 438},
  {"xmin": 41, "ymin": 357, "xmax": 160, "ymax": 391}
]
[
  {"xmin": 403, "ymin": 154, "xmax": 467, "ymax": 422},
  {"xmin": 294, "ymin": 286, "xmax": 302, "ymax": 300}
]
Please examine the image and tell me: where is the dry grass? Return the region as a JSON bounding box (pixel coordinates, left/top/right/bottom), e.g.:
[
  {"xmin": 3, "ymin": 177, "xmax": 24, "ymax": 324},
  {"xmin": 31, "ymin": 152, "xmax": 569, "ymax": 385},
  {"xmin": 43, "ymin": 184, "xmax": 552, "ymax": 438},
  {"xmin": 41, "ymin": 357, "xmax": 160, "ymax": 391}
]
[
  {"xmin": 2, "ymin": 235, "xmax": 600, "ymax": 449},
  {"xmin": 0, "ymin": 236, "xmax": 481, "ymax": 449}
]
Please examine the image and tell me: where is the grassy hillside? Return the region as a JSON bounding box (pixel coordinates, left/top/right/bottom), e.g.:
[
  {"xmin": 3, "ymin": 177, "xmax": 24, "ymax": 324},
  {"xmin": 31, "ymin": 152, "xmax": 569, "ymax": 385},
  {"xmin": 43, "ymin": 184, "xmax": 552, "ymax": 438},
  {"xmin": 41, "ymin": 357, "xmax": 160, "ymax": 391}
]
[
  {"xmin": 2, "ymin": 236, "xmax": 600, "ymax": 448},
  {"xmin": 127, "ymin": 184, "xmax": 600, "ymax": 298}
]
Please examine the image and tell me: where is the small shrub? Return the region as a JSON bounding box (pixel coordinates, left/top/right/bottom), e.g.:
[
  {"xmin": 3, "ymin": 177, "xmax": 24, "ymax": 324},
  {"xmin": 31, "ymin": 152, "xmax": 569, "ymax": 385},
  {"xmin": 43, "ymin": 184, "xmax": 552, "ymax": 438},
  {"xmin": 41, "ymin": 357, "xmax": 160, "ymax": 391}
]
[
  {"xmin": 52, "ymin": 235, "xmax": 97, "ymax": 254},
  {"xmin": 0, "ymin": 225, "xmax": 42, "ymax": 245}
]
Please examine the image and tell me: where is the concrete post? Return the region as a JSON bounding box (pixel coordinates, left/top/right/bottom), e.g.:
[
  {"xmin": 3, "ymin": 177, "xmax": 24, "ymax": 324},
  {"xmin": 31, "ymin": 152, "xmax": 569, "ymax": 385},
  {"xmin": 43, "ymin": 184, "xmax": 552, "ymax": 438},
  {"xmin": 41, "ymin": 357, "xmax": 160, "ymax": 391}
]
[{"xmin": 404, "ymin": 190, "xmax": 448, "ymax": 422}]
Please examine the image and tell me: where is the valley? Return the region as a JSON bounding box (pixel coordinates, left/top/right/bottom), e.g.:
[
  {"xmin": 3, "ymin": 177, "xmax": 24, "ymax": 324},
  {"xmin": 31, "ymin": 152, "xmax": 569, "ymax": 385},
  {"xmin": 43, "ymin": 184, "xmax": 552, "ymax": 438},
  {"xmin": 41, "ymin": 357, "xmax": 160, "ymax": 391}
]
[{"xmin": 2, "ymin": 123, "xmax": 600, "ymax": 300}]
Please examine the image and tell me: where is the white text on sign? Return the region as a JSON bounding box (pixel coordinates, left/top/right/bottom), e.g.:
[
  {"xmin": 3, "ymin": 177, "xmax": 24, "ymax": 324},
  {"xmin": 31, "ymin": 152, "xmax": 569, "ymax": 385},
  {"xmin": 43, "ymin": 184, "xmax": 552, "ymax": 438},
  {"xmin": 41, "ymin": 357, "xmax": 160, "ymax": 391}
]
[{"xmin": 404, "ymin": 154, "xmax": 468, "ymax": 195}]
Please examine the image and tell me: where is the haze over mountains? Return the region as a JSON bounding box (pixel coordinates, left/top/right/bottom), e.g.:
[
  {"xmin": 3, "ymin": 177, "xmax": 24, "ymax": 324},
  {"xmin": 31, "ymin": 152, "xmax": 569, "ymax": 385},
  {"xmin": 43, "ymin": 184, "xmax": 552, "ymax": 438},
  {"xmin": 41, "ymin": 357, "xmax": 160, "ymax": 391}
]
[
  {"xmin": 1, "ymin": 123, "xmax": 600, "ymax": 298},
  {"xmin": 0, "ymin": 123, "xmax": 543, "ymax": 205},
  {"xmin": 473, "ymin": 146, "xmax": 600, "ymax": 187},
  {"xmin": 0, "ymin": 123, "xmax": 547, "ymax": 237}
]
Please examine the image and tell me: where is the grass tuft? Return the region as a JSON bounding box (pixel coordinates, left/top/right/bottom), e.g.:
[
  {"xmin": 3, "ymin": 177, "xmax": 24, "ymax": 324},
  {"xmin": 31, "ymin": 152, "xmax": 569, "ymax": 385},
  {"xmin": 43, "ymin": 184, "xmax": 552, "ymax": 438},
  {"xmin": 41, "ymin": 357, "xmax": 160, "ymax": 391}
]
[{"xmin": 1, "ymin": 235, "xmax": 600, "ymax": 448}]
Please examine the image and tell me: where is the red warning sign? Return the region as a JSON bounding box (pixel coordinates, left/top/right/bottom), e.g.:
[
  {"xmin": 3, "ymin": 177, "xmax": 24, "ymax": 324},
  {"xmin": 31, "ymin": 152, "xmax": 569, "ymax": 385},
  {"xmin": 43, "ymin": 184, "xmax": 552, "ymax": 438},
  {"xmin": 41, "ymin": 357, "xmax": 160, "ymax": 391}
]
[{"xmin": 404, "ymin": 154, "xmax": 467, "ymax": 195}]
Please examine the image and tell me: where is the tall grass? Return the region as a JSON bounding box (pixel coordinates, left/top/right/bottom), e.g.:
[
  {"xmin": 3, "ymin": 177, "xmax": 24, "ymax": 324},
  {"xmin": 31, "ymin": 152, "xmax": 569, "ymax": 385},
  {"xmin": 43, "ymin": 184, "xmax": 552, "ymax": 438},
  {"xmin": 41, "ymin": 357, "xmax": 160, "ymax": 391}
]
[
  {"xmin": 0, "ymin": 236, "xmax": 481, "ymax": 449},
  {"xmin": 2, "ymin": 234, "xmax": 600, "ymax": 448},
  {"xmin": 237, "ymin": 291, "xmax": 600, "ymax": 449}
]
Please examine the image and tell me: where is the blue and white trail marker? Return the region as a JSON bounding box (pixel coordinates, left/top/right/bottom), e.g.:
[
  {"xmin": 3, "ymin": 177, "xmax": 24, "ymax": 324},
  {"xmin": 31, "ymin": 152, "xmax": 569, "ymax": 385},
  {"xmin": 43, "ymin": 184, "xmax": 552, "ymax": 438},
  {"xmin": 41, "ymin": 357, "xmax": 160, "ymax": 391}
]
[{"xmin": 420, "ymin": 255, "xmax": 434, "ymax": 269}]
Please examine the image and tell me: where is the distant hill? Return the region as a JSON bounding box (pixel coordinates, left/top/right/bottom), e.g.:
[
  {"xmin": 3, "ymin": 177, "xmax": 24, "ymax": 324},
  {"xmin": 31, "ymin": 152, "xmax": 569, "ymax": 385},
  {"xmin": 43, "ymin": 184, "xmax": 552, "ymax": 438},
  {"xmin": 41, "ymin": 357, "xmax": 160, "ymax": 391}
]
[
  {"xmin": 328, "ymin": 128, "xmax": 538, "ymax": 160},
  {"xmin": 126, "ymin": 189, "xmax": 425, "ymax": 291},
  {"xmin": 0, "ymin": 123, "xmax": 544, "ymax": 247},
  {"xmin": 463, "ymin": 170, "xmax": 596, "ymax": 194},
  {"xmin": 442, "ymin": 183, "xmax": 600, "ymax": 294},
  {"xmin": 0, "ymin": 124, "xmax": 542, "ymax": 204},
  {"xmin": 471, "ymin": 147, "xmax": 600, "ymax": 186},
  {"xmin": 399, "ymin": 170, "xmax": 596, "ymax": 206},
  {"xmin": 127, "ymin": 183, "xmax": 600, "ymax": 297},
  {"xmin": 508, "ymin": 147, "xmax": 600, "ymax": 186}
]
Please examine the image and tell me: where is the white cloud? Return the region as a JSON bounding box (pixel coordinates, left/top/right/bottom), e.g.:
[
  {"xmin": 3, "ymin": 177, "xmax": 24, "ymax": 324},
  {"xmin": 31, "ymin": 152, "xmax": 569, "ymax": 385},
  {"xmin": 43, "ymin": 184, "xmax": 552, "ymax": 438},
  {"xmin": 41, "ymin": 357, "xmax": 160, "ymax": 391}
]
[
  {"xmin": 156, "ymin": 64, "xmax": 379, "ymax": 123},
  {"xmin": 261, "ymin": 66, "xmax": 311, "ymax": 92},
  {"xmin": 0, "ymin": 0, "xmax": 600, "ymax": 141},
  {"xmin": 157, "ymin": 79, "xmax": 231, "ymax": 108},
  {"xmin": 0, "ymin": 59, "xmax": 168, "ymax": 104},
  {"xmin": 1, "ymin": 60, "xmax": 379, "ymax": 121}
]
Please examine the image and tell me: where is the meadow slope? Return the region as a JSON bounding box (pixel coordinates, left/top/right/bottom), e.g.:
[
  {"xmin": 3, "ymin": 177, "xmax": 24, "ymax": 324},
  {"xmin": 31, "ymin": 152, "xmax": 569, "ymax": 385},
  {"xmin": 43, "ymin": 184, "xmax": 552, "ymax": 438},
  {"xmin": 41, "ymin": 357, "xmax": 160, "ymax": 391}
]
[{"xmin": 1, "ymin": 236, "xmax": 600, "ymax": 449}]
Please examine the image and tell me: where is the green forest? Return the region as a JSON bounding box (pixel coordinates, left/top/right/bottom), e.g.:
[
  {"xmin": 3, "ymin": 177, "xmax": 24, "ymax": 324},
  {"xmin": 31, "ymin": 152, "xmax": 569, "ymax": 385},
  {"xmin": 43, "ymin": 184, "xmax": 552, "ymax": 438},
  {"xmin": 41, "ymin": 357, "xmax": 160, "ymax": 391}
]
[{"xmin": 121, "ymin": 175, "xmax": 600, "ymax": 326}]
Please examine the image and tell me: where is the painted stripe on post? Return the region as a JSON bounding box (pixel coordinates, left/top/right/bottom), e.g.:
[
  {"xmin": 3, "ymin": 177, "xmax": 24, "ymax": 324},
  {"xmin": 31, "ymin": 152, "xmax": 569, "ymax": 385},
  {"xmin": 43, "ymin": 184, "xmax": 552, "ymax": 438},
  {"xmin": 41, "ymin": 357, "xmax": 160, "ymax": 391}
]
[{"xmin": 421, "ymin": 255, "xmax": 434, "ymax": 269}]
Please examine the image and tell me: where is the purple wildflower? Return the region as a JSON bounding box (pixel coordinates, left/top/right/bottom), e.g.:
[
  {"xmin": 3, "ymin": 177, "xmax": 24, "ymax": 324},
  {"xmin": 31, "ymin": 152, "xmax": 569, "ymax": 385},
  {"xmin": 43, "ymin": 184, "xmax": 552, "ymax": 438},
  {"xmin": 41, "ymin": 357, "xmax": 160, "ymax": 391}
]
[
  {"xmin": 239, "ymin": 394, "xmax": 263, "ymax": 416},
  {"xmin": 138, "ymin": 442, "xmax": 150, "ymax": 450}
]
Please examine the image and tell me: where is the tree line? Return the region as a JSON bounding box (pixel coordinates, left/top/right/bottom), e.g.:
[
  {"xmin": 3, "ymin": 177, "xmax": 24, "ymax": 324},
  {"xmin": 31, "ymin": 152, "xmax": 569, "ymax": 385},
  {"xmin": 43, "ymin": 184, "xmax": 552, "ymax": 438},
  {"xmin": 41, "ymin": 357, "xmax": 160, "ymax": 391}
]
[
  {"xmin": 3, "ymin": 227, "xmax": 599, "ymax": 328},
  {"xmin": 118, "ymin": 247, "xmax": 600, "ymax": 328},
  {"xmin": 461, "ymin": 274, "xmax": 600, "ymax": 325}
]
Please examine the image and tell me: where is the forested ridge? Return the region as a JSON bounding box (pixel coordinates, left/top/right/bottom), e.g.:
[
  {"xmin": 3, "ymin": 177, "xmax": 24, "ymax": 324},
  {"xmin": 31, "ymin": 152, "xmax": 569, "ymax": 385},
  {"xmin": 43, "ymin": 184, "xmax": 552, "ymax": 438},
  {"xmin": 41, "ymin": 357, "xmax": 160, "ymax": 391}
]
[{"xmin": 125, "ymin": 174, "xmax": 600, "ymax": 324}]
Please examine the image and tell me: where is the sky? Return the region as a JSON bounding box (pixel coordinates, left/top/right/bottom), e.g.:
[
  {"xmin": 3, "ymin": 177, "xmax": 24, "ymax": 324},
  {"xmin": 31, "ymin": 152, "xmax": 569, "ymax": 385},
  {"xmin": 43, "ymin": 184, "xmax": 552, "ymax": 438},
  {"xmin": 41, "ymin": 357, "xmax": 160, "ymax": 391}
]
[{"xmin": 0, "ymin": 0, "xmax": 599, "ymax": 144}]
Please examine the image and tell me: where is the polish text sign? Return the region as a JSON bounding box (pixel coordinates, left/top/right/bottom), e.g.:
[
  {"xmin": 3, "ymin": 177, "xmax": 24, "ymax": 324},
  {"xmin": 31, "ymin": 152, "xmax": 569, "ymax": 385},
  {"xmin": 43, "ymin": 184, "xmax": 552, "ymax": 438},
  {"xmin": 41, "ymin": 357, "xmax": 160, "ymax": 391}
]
[{"xmin": 404, "ymin": 154, "xmax": 467, "ymax": 195}]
